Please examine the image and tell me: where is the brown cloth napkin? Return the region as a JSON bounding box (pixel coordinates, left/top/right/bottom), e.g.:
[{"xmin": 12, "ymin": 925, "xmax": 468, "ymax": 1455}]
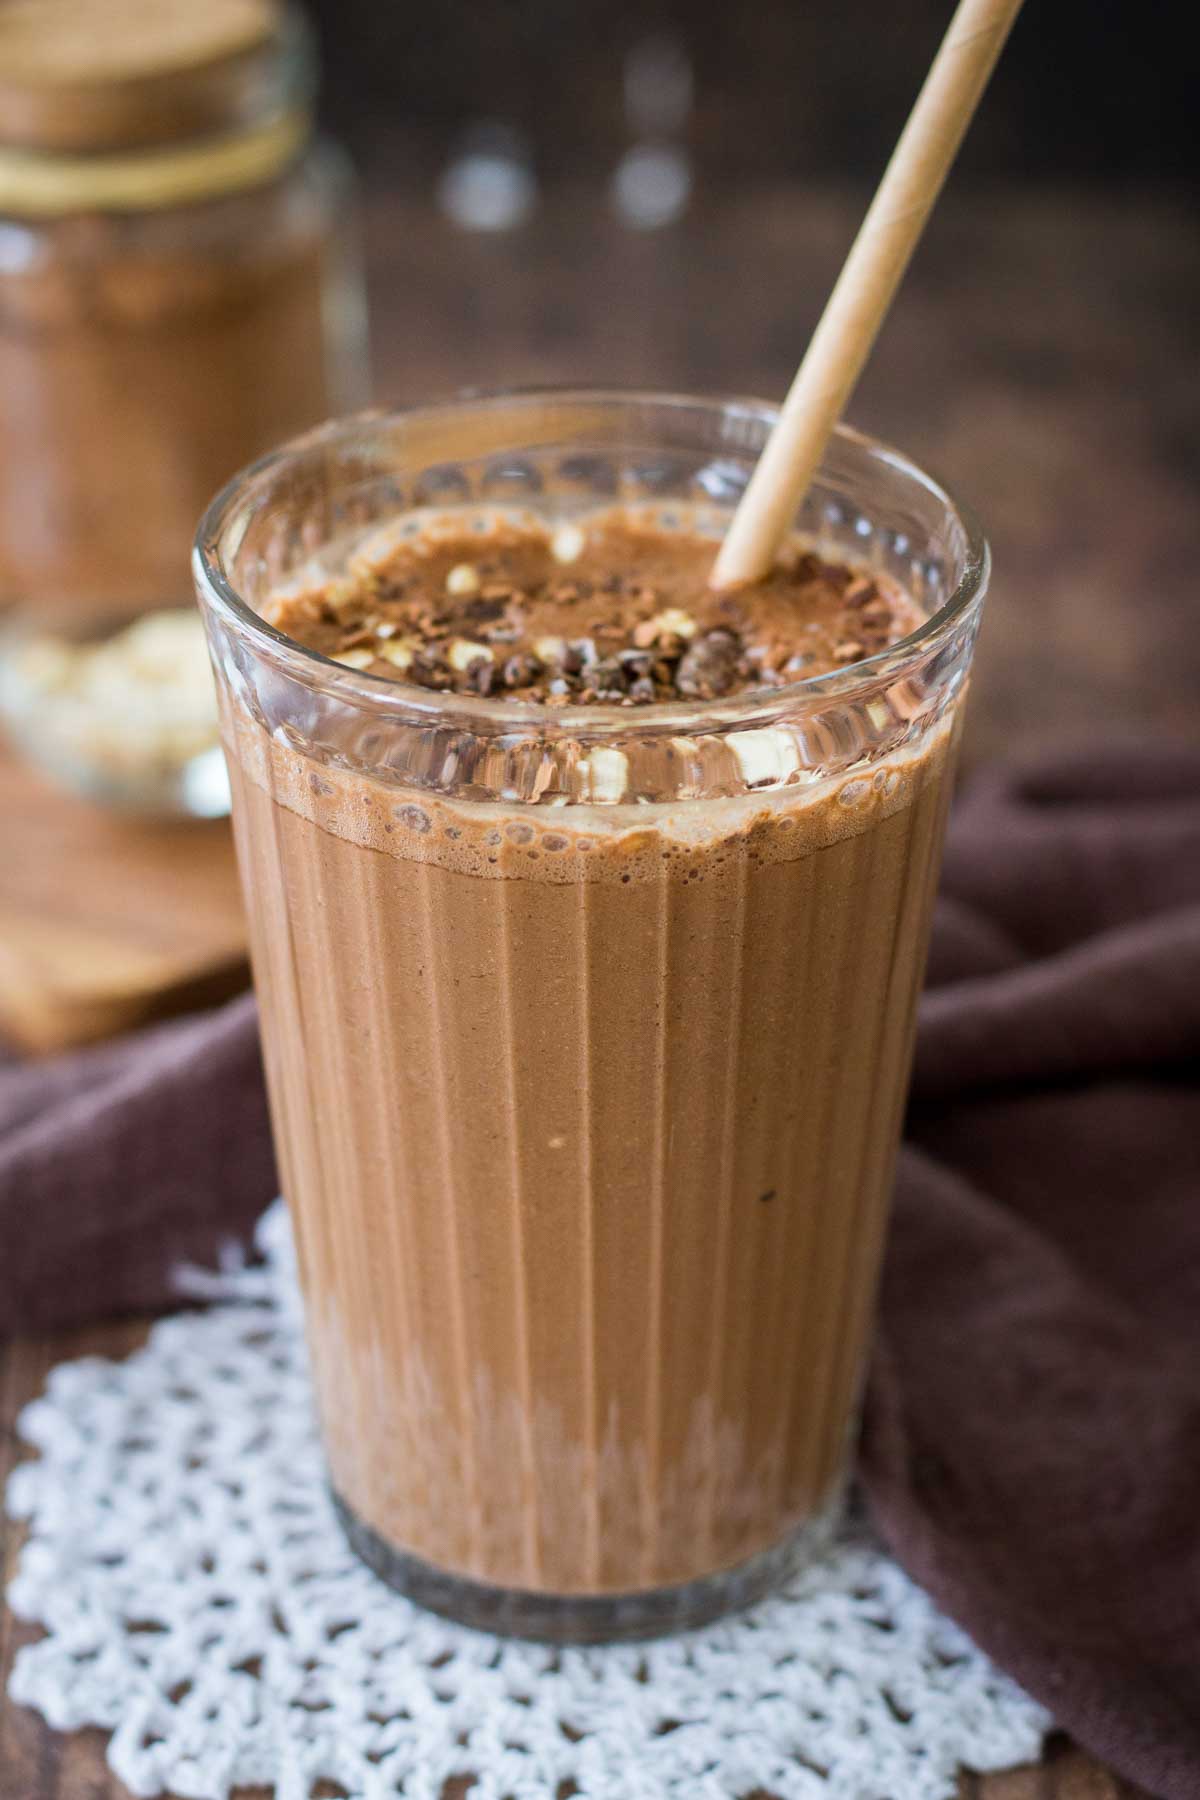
[{"xmin": 2, "ymin": 742, "xmax": 1198, "ymax": 1797}]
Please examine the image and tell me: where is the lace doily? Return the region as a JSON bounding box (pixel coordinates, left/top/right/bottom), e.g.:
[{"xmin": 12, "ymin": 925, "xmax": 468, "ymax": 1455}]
[{"xmin": 7, "ymin": 1204, "xmax": 1049, "ymax": 1800}]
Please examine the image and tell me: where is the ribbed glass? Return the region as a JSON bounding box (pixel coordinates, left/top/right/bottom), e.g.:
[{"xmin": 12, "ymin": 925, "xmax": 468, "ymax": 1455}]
[{"xmin": 195, "ymin": 391, "xmax": 987, "ymax": 1640}]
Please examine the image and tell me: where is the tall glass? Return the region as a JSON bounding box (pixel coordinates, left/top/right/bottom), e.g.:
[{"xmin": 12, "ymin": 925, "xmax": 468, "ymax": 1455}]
[{"xmin": 194, "ymin": 391, "xmax": 987, "ymax": 1641}]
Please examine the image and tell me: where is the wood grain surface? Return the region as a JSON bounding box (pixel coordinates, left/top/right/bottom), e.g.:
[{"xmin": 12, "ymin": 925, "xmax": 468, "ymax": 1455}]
[
  {"xmin": 2, "ymin": 177, "xmax": 1194, "ymax": 1796},
  {"xmin": 0, "ymin": 745, "xmax": 247, "ymax": 1055}
]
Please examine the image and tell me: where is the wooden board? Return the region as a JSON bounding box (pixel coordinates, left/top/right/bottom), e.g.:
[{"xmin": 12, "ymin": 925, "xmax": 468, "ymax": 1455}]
[{"xmin": 0, "ymin": 743, "xmax": 248, "ymax": 1054}]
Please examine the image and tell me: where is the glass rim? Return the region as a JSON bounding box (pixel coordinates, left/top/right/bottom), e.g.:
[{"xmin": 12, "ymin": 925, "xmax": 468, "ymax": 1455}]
[{"xmin": 192, "ymin": 386, "xmax": 990, "ymax": 735}]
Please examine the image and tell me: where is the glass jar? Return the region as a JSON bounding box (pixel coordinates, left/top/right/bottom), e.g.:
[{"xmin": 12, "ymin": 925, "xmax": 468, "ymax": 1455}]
[{"xmin": 0, "ymin": 0, "xmax": 368, "ymax": 814}]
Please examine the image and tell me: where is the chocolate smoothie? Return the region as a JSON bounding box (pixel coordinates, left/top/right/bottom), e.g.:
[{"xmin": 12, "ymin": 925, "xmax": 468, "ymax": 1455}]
[{"xmin": 217, "ymin": 504, "xmax": 955, "ymax": 1618}]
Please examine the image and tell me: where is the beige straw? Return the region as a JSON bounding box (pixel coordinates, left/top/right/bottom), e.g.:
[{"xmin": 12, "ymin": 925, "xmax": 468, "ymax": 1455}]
[{"xmin": 711, "ymin": 0, "xmax": 1024, "ymax": 590}]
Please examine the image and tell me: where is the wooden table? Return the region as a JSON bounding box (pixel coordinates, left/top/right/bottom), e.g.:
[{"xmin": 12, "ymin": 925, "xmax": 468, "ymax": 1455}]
[
  {"xmin": 0, "ymin": 744, "xmax": 247, "ymax": 1054},
  {"xmin": 4, "ymin": 179, "xmax": 1195, "ymax": 1798}
]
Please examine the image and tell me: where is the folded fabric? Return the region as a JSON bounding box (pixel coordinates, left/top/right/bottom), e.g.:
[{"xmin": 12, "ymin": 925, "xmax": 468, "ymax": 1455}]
[
  {"xmin": 3, "ymin": 742, "xmax": 1198, "ymax": 1796},
  {"xmin": 0, "ymin": 992, "xmax": 271, "ymax": 1329},
  {"xmin": 864, "ymin": 744, "xmax": 1200, "ymax": 1799}
]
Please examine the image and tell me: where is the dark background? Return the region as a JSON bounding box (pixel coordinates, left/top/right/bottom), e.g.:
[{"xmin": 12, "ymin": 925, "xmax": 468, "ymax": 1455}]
[
  {"xmin": 292, "ymin": 0, "xmax": 1199, "ymax": 763},
  {"xmin": 306, "ymin": 0, "xmax": 1192, "ymax": 186}
]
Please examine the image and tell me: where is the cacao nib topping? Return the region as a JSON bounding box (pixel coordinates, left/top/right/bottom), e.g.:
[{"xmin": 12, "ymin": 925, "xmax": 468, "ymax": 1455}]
[{"xmin": 261, "ymin": 515, "xmax": 922, "ymax": 706}]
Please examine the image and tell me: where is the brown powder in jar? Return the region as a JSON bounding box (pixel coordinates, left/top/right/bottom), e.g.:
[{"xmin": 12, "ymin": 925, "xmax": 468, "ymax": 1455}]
[
  {"xmin": 0, "ymin": 206, "xmax": 336, "ymax": 617},
  {"xmin": 0, "ymin": 0, "xmax": 356, "ymax": 624}
]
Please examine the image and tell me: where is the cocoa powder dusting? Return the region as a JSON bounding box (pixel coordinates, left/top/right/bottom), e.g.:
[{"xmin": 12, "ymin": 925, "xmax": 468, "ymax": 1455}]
[{"xmin": 263, "ymin": 514, "xmax": 925, "ymax": 705}]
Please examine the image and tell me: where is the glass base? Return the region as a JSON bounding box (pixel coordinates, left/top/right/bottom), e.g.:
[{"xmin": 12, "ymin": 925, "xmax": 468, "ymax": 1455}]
[{"xmin": 332, "ymin": 1485, "xmax": 843, "ymax": 1643}]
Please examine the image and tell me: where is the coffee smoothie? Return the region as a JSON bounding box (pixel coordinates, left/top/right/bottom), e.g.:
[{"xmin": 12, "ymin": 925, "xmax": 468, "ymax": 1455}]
[{"xmin": 217, "ymin": 502, "xmax": 951, "ymax": 1614}]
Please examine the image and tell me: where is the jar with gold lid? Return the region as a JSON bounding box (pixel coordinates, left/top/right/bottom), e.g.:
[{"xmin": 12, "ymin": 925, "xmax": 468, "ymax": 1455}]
[{"xmin": 0, "ymin": 0, "xmax": 369, "ymax": 815}]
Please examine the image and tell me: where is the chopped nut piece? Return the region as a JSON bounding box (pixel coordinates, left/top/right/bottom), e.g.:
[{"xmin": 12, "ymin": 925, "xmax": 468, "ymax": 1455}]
[
  {"xmin": 445, "ymin": 563, "xmax": 480, "ymax": 597},
  {"xmin": 0, "ymin": 609, "xmax": 221, "ymax": 806},
  {"xmin": 654, "ymin": 607, "xmax": 698, "ymax": 640},
  {"xmin": 631, "ymin": 607, "xmax": 698, "ymax": 649},
  {"xmin": 447, "ymin": 637, "xmax": 494, "ymax": 672},
  {"xmin": 333, "ymin": 646, "xmax": 376, "ymax": 669},
  {"xmin": 11, "ymin": 638, "xmax": 73, "ymax": 690},
  {"xmin": 326, "ymin": 578, "xmax": 362, "ymax": 616},
  {"xmin": 378, "ymin": 638, "xmax": 415, "ymax": 669},
  {"xmin": 550, "ymin": 523, "xmax": 586, "ymax": 564},
  {"xmin": 533, "ymin": 635, "xmax": 568, "ymax": 666}
]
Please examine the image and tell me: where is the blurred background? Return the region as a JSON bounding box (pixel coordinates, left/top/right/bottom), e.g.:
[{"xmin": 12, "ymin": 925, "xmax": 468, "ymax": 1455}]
[
  {"xmin": 305, "ymin": 0, "xmax": 1198, "ymax": 759},
  {"xmin": 312, "ymin": 0, "xmax": 1194, "ymax": 187}
]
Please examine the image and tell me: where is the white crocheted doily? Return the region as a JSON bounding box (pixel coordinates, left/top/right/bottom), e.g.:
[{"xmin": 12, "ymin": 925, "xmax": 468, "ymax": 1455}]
[{"xmin": 7, "ymin": 1204, "xmax": 1049, "ymax": 1800}]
